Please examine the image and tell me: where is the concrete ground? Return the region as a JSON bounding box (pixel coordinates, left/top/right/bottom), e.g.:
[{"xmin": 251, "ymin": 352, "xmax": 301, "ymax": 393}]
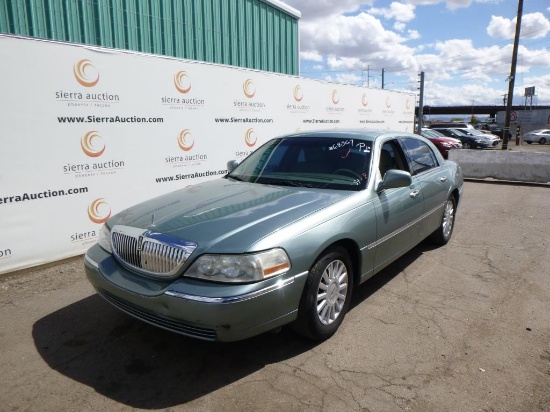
[{"xmin": 1, "ymin": 180, "xmax": 549, "ymax": 412}]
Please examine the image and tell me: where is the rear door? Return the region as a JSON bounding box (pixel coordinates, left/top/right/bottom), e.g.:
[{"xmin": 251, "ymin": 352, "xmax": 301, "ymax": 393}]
[{"xmin": 398, "ymin": 137, "xmax": 451, "ymax": 238}]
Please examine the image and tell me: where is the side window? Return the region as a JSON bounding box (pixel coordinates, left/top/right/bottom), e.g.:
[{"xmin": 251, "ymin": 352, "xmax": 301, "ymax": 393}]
[
  {"xmin": 400, "ymin": 137, "xmax": 438, "ymax": 175},
  {"xmin": 379, "ymin": 140, "xmax": 408, "ymax": 177}
]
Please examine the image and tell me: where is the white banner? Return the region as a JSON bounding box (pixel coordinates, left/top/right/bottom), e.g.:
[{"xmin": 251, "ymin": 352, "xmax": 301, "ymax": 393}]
[{"xmin": 0, "ymin": 35, "xmax": 415, "ymax": 274}]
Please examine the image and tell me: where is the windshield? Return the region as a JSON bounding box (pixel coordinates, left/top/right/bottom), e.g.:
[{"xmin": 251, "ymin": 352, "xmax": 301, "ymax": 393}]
[
  {"xmin": 422, "ymin": 129, "xmax": 445, "ymax": 138},
  {"xmin": 226, "ymin": 136, "xmax": 372, "ymax": 191}
]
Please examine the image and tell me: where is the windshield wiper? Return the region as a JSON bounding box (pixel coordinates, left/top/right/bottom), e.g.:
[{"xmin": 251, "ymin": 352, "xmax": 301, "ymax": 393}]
[{"xmin": 260, "ymin": 179, "xmax": 314, "ymax": 188}]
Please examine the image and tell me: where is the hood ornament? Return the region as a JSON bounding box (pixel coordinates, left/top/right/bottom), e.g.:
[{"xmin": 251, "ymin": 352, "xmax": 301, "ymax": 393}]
[{"xmin": 148, "ymin": 213, "xmax": 156, "ymax": 229}]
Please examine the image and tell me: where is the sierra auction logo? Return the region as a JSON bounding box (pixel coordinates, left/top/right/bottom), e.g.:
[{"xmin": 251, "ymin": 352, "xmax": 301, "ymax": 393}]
[
  {"xmin": 81, "ymin": 131, "xmax": 105, "ymax": 157},
  {"xmin": 234, "ymin": 128, "xmax": 258, "ymax": 159},
  {"xmin": 294, "ymin": 85, "xmax": 303, "ymax": 102},
  {"xmin": 286, "ymin": 85, "xmax": 310, "ymax": 113},
  {"xmin": 56, "ymin": 59, "xmax": 119, "ymax": 107},
  {"xmin": 160, "ymin": 70, "xmax": 205, "ymax": 110},
  {"xmin": 88, "ymin": 198, "xmax": 111, "ymax": 224},
  {"xmin": 174, "ymin": 71, "xmax": 192, "ymax": 94},
  {"xmin": 234, "ymin": 79, "xmax": 266, "ymax": 111},
  {"xmin": 63, "ymin": 131, "xmax": 125, "ymax": 178},
  {"xmin": 178, "ymin": 129, "xmax": 194, "ymax": 151},
  {"xmin": 73, "ymin": 59, "xmax": 100, "ymax": 87},
  {"xmin": 358, "ymin": 92, "xmax": 372, "ymax": 115},
  {"xmin": 245, "ymin": 128, "xmax": 257, "ymax": 147},
  {"xmin": 326, "ymin": 89, "xmax": 344, "ymax": 114},
  {"xmin": 165, "ymin": 129, "xmax": 207, "ymax": 168},
  {"xmin": 383, "ymin": 96, "xmax": 395, "ymax": 117}
]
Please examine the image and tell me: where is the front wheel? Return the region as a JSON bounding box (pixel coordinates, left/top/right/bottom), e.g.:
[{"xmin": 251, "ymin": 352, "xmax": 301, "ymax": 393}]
[
  {"xmin": 539, "ymin": 138, "xmax": 547, "ymax": 145},
  {"xmin": 463, "ymin": 141, "xmax": 471, "ymax": 149},
  {"xmin": 292, "ymin": 247, "xmax": 354, "ymax": 340},
  {"xmin": 428, "ymin": 195, "xmax": 456, "ymax": 246}
]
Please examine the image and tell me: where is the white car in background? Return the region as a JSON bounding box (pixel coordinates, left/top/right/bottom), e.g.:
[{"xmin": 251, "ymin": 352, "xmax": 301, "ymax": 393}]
[{"xmin": 523, "ymin": 129, "xmax": 550, "ymax": 145}]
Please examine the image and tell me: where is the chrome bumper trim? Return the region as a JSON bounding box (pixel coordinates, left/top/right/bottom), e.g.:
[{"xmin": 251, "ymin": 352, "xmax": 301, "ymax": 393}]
[
  {"xmin": 84, "ymin": 253, "xmax": 99, "ymax": 268},
  {"xmin": 164, "ymin": 272, "xmax": 307, "ymax": 304}
]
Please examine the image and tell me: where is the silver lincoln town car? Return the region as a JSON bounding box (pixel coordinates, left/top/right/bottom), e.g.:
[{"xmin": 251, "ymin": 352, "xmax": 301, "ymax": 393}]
[{"xmin": 84, "ymin": 129, "xmax": 464, "ymax": 342}]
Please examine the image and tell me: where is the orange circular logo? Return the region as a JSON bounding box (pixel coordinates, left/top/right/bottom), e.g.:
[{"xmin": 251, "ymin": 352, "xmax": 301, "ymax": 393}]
[
  {"xmin": 332, "ymin": 90, "xmax": 339, "ymax": 105},
  {"xmin": 243, "ymin": 79, "xmax": 256, "ymax": 98},
  {"xmin": 178, "ymin": 129, "xmax": 194, "ymax": 151},
  {"xmin": 88, "ymin": 198, "xmax": 111, "ymax": 224},
  {"xmin": 174, "ymin": 71, "xmax": 192, "ymax": 94},
  {"xmin": 80, "ymin": 131, "xmax": 105, "ymax": 157},
  {"xmin": 245, "ymin": 129, "xmax": 257, "ymax": 147},
  {"xmin": 293, "ymin": 85, "xmax": 303, "ymax": 102},
  {"xmin": 73, "ymin": 59, "xmax": 99, "ymax": 87},
  {"xmin": 362, "ymin": 93, "xmax": 368, "ymax": 107}
]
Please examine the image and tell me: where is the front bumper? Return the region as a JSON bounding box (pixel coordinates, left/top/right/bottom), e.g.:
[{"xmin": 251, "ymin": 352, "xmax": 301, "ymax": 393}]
[{"xmin": 84, "ymin": 244, "xmax": 307, "ymax": 342}]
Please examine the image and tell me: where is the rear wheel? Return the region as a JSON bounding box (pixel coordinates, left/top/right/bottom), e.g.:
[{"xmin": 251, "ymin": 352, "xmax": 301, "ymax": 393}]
[
  {"xmin": 428, "ymin": 195, "xmax": 456, "ymax": 246},
  {"xmin": 539, "ymin": 137, "xmax": 547, "ymax": 145},
  {"xmin": 292, "ymin": 246, "xmax": 353, "ymax": 340}
]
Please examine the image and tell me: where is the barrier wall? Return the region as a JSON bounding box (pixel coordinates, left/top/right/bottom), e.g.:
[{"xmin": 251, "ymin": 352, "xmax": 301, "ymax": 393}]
[
  {"xmin": 0, "ymin": 35, "xmax": 415, "ymax": 274},
  {"xmin": 448, "ymin": 150, "xmax": 550, "ymax": 184}
]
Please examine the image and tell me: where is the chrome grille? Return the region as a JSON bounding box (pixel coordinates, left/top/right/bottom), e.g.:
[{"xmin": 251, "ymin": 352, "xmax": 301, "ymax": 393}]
[{"xmin": 111, "ymin": 225, "xmax": 197, "ymax": 279}]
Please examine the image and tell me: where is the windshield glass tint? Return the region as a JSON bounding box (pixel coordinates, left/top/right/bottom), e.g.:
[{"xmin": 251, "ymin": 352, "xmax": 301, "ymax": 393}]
[{"xmin": 227, "ymin": 136, "xmax": 372, "ymax": 190}]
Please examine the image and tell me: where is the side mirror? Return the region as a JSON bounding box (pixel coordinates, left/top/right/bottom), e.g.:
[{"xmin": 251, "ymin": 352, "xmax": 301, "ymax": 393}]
[
  {"xmin": 226, "ymin": 160, "xmax": 240, "ymax": 173},
  {"xmin": 377, "ymin": 169, "xmax": 412, "ymax": 191}
]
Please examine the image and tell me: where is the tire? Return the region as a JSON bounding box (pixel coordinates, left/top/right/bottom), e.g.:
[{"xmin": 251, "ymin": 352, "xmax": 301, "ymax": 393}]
[
  {"xmin": 526, "ymin": 141, "xmax": 532, "ymax": 144},
  {"xmin": 463, "ymin": 141, "xmax": 471, "ymax": 149},
  {"xmin": 292, "ymin": 246, "xmax": 354, "ymax": 340},
  {"xmin": 428, "ymin": 195, "xmax": 456, "ymax": 246},
  {"xmin": 539, "ymin": 138, "xmax": 547, "ymax": 145}
]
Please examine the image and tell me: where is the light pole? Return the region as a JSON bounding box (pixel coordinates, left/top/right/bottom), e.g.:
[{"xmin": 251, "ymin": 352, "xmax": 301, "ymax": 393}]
[{"xmin": 502, "ymin": 0, "xmax": 523, "ymax": 149}]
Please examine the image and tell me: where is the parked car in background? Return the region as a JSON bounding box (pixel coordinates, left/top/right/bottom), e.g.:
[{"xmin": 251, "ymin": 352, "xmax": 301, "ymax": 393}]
[
  {"xmin": 454, "ymin": 128, "xmax": 500, "ymax": 147},
  {"xmin": 84, "ymin": 130, "xmax": 463, "ymax": 342},
  {"xmin": 428, "ymin": 122, "xmax": 474, "ymax": 130},
  {"xmin": 480, "ymin": 123, "xmax": 505, "ymax": 139},
  {"xmin": 431, "ymin": 128, "xmax": 494, "ymax": 149},
  {"xmin": 523, "ymin": 129, "xmax": 550, "ymax": 145},
  {"xmin": 421, "ymin": 128, "xmax": 462, "ymax": 158}
]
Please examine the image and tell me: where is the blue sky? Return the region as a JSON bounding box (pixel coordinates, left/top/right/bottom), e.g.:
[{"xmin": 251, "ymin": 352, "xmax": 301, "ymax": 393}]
[{"xmin": 284, "ymin": 0, "xmax": 550, "ymax": 107}]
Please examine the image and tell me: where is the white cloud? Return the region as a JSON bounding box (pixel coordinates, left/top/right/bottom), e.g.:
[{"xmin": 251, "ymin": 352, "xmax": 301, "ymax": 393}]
[
  {"xmin": 288, "ymin": 0, "xmax": 549, "ymax": 105},
  {"xmin": 283, "ymin": 0, "xmax": 369, "ymax": 19},
  {"xmin": 394, "ymin": 21, "xmax": 406, "ymax": 31},
  {"xmin": 408, "ymin": 29, "xmax": 421, "ymax": 40},
  {"xmin": 368, "ymin": 2, "xmax": 416, "ymax": 22},
  {"xmin": 487, "ymin": 12, "xmax": 550, "ymax": 39},
  {"xmin": 300, "ymin": 50, "xmax": 323, "ymax": 62}
]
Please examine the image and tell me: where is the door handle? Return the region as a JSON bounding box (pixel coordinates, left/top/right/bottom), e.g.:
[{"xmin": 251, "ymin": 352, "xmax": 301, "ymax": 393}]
[
  {"xmin": 410, "ymin": 189, "xmax": 420, "ymax": 198},
  {"xmin": 439, "ymin": 176, "xmax": 448, "ymax": 182}
]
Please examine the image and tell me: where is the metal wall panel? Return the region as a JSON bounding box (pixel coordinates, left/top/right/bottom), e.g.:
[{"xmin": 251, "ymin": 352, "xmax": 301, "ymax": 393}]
[{"xmin": 0, "ymin": 0, "xmax": 299, "ymax": 75}]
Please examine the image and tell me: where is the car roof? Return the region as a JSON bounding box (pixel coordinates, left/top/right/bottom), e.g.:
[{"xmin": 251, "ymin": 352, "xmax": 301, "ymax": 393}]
[{"xmin": 279, "ymin": 129, "xmax": 418, "ymax": 142}]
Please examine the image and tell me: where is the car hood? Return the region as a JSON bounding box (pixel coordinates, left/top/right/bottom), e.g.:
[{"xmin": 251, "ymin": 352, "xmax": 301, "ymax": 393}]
[
  {"xmin": 430, "ymin": 137, "xmax": 461, "ymax": 144},
  {"xmin": 107, "ymin": 178, "xmax": 352, "ymax": 253}
]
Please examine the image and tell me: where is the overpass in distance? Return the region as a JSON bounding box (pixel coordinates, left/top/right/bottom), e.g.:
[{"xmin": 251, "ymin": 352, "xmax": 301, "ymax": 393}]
[{"xmin": 415, "ymin": 105, "xmax": 550, "ymax": 119}]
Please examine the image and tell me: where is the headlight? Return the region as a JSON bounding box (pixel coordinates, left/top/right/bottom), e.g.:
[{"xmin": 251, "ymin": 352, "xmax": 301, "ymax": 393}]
[
  {"xmin": 98, "ymin": 224, "xmax": 112, "ymax": 253},
  {"xmin": 441, "ymin": 142, "xmax": 452, "ymax": 148},
  {"xmin": 185, "ymin": 248, "xmax": 291, "ymax": 283},
  {"xmin": 475, "ymin": 139, "xmax": 485, "ymax": 143}
]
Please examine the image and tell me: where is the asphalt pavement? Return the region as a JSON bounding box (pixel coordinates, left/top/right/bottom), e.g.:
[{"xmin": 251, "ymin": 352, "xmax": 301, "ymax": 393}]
[{"xmin": 1, "ymin": 179, "xmax": 549, "ymax": 412}]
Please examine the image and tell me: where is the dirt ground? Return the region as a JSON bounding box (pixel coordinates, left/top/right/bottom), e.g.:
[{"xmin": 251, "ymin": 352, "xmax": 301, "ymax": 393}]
[{"xmin": 1, "ymin": 180, "xmax": 549, "ymax": 412}]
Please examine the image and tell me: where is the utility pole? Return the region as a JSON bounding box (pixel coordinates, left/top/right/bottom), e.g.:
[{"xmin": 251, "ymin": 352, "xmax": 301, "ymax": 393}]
[
  {"xmin": 502, "ymin": 0, "xmax": 523, "ymax": 149},
  {"xmin": 382, "ymin": 68, "xmax": 385, "ymax": 89},
  {"xmin": 417, "ymin": 71, "xmax": 425, "ymax": 134}
]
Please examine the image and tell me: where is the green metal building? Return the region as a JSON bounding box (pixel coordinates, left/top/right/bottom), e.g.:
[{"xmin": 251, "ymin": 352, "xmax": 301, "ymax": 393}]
[{"xmin": 0, "ymin": 0, "xmax": 300, "ymax": 75}]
